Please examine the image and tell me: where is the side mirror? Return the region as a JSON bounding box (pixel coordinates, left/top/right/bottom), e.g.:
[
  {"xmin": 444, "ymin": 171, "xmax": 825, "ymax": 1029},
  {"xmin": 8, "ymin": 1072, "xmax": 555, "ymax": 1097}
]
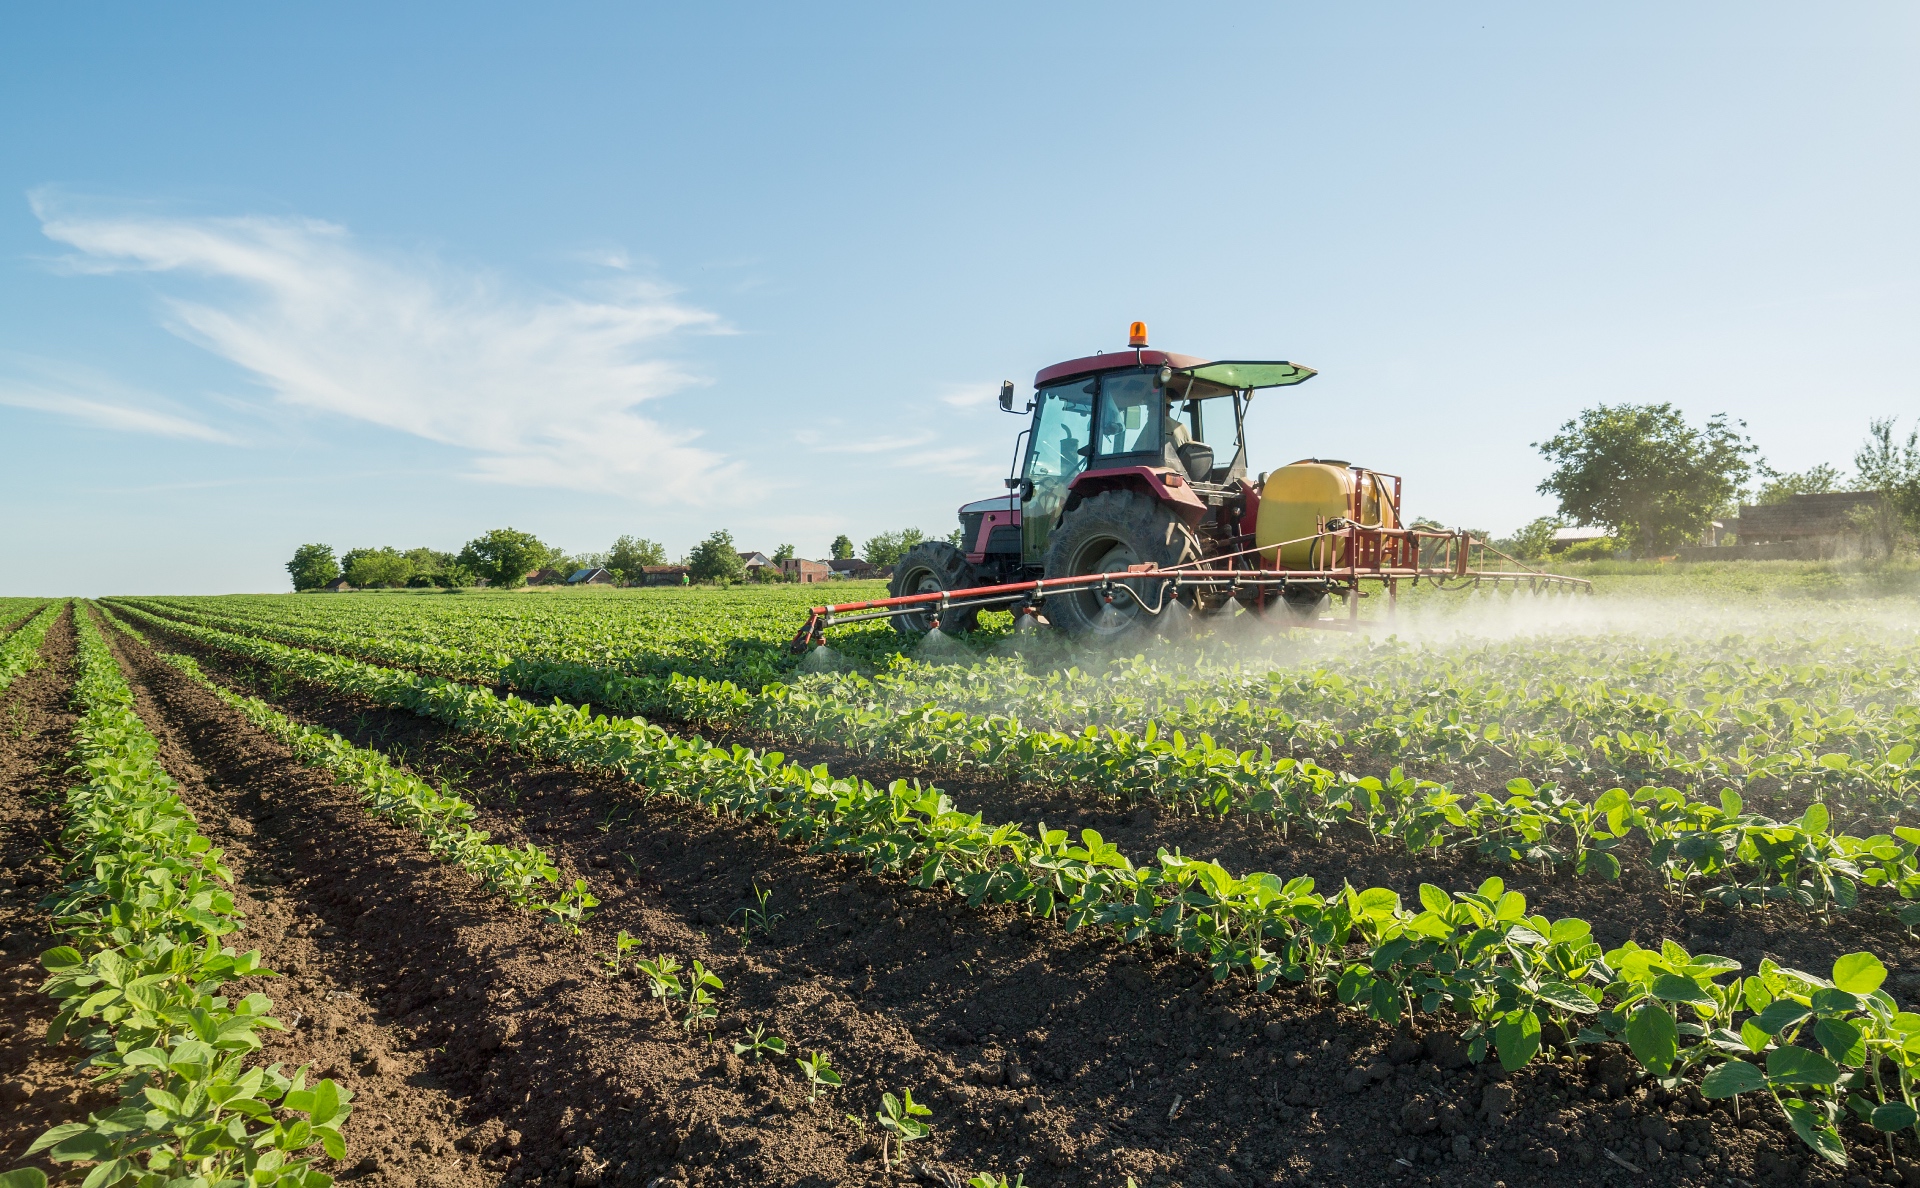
[{"xmin": 999, "ymin": 380, "xmax": 1016, "ymax": 412}]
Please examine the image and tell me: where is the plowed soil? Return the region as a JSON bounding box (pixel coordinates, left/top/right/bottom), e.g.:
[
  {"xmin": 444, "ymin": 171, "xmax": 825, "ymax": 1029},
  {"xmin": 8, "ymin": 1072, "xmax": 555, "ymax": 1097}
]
[
  {"xmin": 102, "ymin": 610, "xmax": 1920, "ymax": 1188},
  {"xmin": 0, "ymin": 605, "xmax": 123, "ymax": 1182}
]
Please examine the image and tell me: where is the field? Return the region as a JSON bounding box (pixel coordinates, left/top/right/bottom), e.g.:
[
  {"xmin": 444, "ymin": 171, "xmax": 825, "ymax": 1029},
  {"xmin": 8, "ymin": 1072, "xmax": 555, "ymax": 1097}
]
[{"xmin": 6, "ymin": 568, "xmax": 1920, "ymax": 1188}]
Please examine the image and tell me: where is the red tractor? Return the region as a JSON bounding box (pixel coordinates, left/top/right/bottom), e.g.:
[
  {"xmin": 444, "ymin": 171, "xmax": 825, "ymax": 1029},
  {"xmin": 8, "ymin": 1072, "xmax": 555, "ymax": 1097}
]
[{"xmin": 791, "ymin": 323, "xmax": 1585, "ymax": 652}]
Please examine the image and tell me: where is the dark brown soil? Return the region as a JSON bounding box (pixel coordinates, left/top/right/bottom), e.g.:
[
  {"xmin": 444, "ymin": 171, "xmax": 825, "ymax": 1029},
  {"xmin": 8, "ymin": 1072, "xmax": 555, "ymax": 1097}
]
[
  {"xmin": 111, "ymin": 607, "xmax": 1920, "ymax": 1187},
  {"xmin": 0, "ymin": 605, "xmax": 121, "ymax": 1181}
]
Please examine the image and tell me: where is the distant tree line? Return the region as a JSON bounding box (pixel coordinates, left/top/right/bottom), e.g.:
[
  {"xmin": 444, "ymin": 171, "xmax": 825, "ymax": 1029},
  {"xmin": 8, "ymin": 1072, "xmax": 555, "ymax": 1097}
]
[
  {"xmin": 287, "ymin": 529, "xmax": 670, "ymax": 591},
  {"xmin": 1489, "ymin": 406, "xmax": 1920, "ymax": 561},
  {"xmin": 286, "ymin": 523, "xmax": 968, "ymax": 592}
]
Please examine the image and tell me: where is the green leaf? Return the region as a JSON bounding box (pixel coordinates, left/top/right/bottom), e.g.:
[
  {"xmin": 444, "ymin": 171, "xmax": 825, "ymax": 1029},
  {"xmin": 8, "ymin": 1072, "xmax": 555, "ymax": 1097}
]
[
  {"xmin": 79, "ymin": 1159, "xmax": 131, "ymax": 1188},
  {"xmin": 1626, "ymin": 1003, "xmax": 1679, "ymax": 1076},
  {"xmin": 1832, "ymin": 952, "xmax": 1888, "ymax": 996},
  {"xmin": 39, "ymin": 946, "xmax": 84, "ymax": 971},
  {"xmin": 1417, "ymin": 883, "xmax": 1450, "ymax": 915},
  {"xmin": 1700, "ymin": 1059, "xmax": 1766, "ymax": 1099},
  {"xmin": 1814, "ymin": 1017, "xmax": 1865, "ymax": 1068},
  {"xmin": 1780, "ymin": 1097, "xmax": 1847, "ymax": 1166},
  {"xmin": 1766, "ymin": 1045, "xmax": 1840, "ymax": 1088},
  {"xmin": 1651, "ymin": 973, "xmax": 1716, "ymax": 1008},
  {"xmin": 1752, "ymin": 999, "xmax": 1811, "ymax": 1036},
  {"xmin": 1873, "ymin": 1102, "xmax": 1919, "ymax": 1132},
  {"xmin": 0, "ymin": 1169, "xmax": 50, "ymax": 1188},
  {"xmin": 1494, "ymin": 1012, "xmax": 1542, "ymax": 1071},
  {"xmin": 25, "ymin": 1124, "xmax": 90, "ymax": 1157}
]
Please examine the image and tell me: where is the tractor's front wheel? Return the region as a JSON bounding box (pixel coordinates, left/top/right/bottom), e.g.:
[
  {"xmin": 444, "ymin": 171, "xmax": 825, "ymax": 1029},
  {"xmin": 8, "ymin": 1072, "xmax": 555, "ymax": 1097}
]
[
  {"xmin": 888, "ymin": 542, "xmax": 983, "ymax": 635},
  {"xmin": 1042, "ymin": 488, "xmax": 1201, "ymax": 641}
]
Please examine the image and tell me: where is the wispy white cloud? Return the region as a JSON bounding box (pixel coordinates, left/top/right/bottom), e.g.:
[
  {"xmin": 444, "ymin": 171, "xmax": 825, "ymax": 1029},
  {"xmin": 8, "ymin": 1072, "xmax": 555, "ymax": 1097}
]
[
  {"xmin": 32, "ymin": 195, "xmax": 734, "ymax": 500},
  {"xmin": 0, "ymin": 358, "xmax": 241, "ymax": 444}
]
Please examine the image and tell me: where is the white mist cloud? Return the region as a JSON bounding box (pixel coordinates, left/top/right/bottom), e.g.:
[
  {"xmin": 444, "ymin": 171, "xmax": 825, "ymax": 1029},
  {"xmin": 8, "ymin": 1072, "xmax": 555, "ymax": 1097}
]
[
  {"xmin": 33, "ymin": 196, "xmax": 733, "ymax": 499},
  {"xmin": 0, "ymin": 357, "xmax": 241, "ymax": 444}
]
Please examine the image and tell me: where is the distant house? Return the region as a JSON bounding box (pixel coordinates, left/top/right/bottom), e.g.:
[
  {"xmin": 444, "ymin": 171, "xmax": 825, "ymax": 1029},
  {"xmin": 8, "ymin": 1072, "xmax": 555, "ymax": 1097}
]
[
  {"xmin": 641, "ymin": 564, "xmax": 691, "ymax": 586},
  {"xmin": 526, "ymin": 567, "xmax": 567, "ymax": 586},
  {"xmin": 1549, "ymin": 527, "xmax": 1611, "ymax": 552},
  {"xmin": 779, "ymin": 557, "xmax": 830, "ymax": 584},
  {"xmin": 1682, "ymin": 491, "xmax": 1887, "ymax": 561},
  {"xmin": 737, "ymin": 551, "xmax": 773, "ymax": 573},
  {"xmin": 567, "ymin": 567, "xmax": 614, "ymax": 586},
  {"xmin": 320, "ymin": 577, "xmax": 353, "ymax": 593},
  {"xmin": 827, "ymin": 558, "xmax": 876, "ymax": 579}
]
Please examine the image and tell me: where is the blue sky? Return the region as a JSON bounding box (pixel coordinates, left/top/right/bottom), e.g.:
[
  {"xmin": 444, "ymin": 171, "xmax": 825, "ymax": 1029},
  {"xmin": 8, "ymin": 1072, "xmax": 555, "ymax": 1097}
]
[{"xmin": 2, "ymin": 3, "xmax": 1915, "ymax": 594}]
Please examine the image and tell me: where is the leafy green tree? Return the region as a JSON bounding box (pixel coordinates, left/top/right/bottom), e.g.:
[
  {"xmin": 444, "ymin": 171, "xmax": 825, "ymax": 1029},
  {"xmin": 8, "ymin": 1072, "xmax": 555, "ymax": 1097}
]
[
  {"xmin": 1755, "ymin": 463, "xmax": 1844, "ymax": 506},
  {"xmin": 862, "ymin": 528, "xmax": 926, "ymax": 568},
  {"xmin": 1493, "ymin": 515, "xmax": 1564, "ymax": 561},
  {"xmin": 1852, "ymin": 418, "xmax": 1920, "ymax": 556},
  {"xmin": 771, "ymin": 543, "xmax": 795, "ymax": 564},
  {"xmin": 458, "ymin": 527, "xmax": 552, "ymax": 589},
  {"xmin": 1534, "ymin": 404, "xmax": 1756, "ymax": 558},
  {"xmin": 286, "ymin": 544, "xmax": 341, "ymax": 592},
  {"xmin": 687, "ymin": 530, "xmax": 746, "ymax": 584},
  {"xmin": 342, "ymin": 546, "xmax": 413, "ymax": 588},
  {"xmin": 829, "ymin": 534, "xmax": 855, "ymax": 560},
  {"xmin": 608, "ymin": 535, "xmax": 667, "ymax": 578}
]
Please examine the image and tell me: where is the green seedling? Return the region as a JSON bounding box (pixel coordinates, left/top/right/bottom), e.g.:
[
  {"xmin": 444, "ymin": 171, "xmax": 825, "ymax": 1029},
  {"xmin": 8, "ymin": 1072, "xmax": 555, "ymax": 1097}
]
[
  {"xmin": 542, "ymin": 878, "xmax": 600, "ymax": 934},
  {"xmin": 600, "ymin": 929, "xmax": 642, "ymax": 977},
  {"xmin": 732, "ymin": 1024, "xmax": 789, "ymax": 1062},
  {"xmin": 796, "ymin": 1050, "xmax": 843, "ymax": 1102},
  {"xmin": 682, "ymin": 959, "xmax": 724, "ymax": 1032},
  {"xmin": 730, "ymin": 884, "xmax": 785, "ymax": 943},
  {"xmin": 875, "ymin": 1088, "xmax": 931, "ymax": 1171},
  {"xmin": 637, "ymin": 954, "xmax": 684, "ymax": 1017},
  {"xmin": 970, "ymin": 1176, "xmax": 1026, "ymax": 1188}
]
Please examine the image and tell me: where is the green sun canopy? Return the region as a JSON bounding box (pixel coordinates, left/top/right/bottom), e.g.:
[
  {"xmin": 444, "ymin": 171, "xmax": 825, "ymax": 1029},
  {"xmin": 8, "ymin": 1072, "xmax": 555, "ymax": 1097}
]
[{"xmin": 1173, "ymin": 360, "xmax": 1318, "ymax": 390}]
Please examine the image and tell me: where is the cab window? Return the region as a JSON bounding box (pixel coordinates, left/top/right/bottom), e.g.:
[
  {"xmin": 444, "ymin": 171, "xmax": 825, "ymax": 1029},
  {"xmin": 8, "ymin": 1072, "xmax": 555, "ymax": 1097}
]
[{"xmin": 1094, "ymin": 371, "xmax": 1158, "ymax": 456}]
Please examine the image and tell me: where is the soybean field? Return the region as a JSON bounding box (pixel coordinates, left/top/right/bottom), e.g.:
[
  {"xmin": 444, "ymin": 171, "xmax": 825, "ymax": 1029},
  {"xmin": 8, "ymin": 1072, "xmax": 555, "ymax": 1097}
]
[{"xmin": 8, "ymin": 574, "xmax": 1920, "ymax": 1188}]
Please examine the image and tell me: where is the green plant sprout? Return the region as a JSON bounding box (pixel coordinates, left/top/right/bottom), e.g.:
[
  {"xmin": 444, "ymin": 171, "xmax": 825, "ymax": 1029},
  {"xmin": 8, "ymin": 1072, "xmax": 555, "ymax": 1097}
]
[
  {"xmin": 542, "ymin": 878, "xmax": 600, "ymax": 934},
  {"xmin": 730, "ymin": 883, "xmax": 785, "ymax": 943},
  {"xmin": 636, "ymin": 955, "xmax": 684, "ymax": 1018},
  {"xmin": 733, "ymin": 1024, "xmax": 789, "ymax": 1062},
  {"xmin": 796, "ymin": 1050, "xmax": 843, "ymax": 1102},
  {"xmin": 875, "ymin": 1088, "xmax": 931, "ymax": 1171},
  {"xmin": 600, "ymin": 929, "xmax": 642, "ymax": 977},
  {"xmin": 682, "ymin": 959, "xmax": 724, "ymax": 1032}
]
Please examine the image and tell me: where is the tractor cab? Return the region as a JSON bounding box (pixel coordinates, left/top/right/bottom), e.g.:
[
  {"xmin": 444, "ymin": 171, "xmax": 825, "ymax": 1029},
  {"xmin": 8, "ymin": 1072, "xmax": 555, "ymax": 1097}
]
[{"xmin": 1005, "ymin": 349, "xmax": 1313, "ymax": 565}]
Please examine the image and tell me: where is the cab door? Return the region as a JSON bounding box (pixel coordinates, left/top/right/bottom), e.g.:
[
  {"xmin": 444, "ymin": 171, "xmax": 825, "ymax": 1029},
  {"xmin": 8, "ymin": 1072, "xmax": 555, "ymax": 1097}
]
[{"xmin": 1021, "ymin": 378, "xmax": 1095, "ymax": 563}]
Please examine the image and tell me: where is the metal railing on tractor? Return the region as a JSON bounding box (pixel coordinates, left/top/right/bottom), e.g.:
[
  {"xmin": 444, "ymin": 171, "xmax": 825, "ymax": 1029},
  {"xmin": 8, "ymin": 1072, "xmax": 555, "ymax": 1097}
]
[{"xmin": 789, "ymin": 525, "xmax": 1591, "ymax": 652}]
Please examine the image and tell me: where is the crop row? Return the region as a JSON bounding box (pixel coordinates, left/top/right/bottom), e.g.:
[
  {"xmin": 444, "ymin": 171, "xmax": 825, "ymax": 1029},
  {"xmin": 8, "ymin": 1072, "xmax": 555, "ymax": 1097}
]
[
  {"xmin": 89, "ymin": 604, "xmax": 597, "ymax": 929},
  {"xmin": 112, "ymin": 600, "xmax": 1920, "ymax": 916},
  {"xmin": 127, "ymin": 595, "xmax": 1920, "ymax": 794},
  {"xmin": 118, "ymin": 596, "xmax": 1920, "ymax": 816},
  {"xmin": 0, "ymin": 601, "xmax": 61, "ymax": 695},
  {"xmin": 105, "ymin": 601, "xmax": 1920, "ymax": 1165},
  {"xmin": 17, "ymin": 606, "xmax": 349, "ymax": 1188}
]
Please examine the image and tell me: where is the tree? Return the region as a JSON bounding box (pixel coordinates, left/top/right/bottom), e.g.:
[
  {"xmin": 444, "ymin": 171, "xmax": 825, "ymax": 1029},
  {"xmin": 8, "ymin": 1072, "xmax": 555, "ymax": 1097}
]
[
  {"xmin": 608, "ymin": 535, "xmax": 667, "ymax": 579},
  {"xmin": 287, "ymin": 544, "xmax": 340, "ymax": 592},
  {"xmin": 457, "ymin": 527, "xmax": 552, "ymax": 588},
  {"xmin": 1492, "ymin": 516, "xmax": 1564, "ymax": 561},
  {"xmin": 829, "ymin": 535, "xmax": 855, "ymax": 561},
  {"xmin": 687, "ymin": 529, "xmax": 746, "ymax": 584},
  {"xmin": 1852, "ymin": 418, "xmax": 1920, "ymax": 556},
  {"xmin": 862, "ymin": 528, "xmax": 925, "ymax": 568},
  {"xmin": 342, "ymin": 546, "xmax": 413, "ymax": 588},
  {"xmin": 1534, "ymin": 404, "xmax": 1756, "ymax": 558},
  {"xmin": 1755, "ymin": 463, "xmax": 1844, "ymax": 506},
  {"xmin": 771, "ymin": 543, "xmax": 795, "ymax": 564}
]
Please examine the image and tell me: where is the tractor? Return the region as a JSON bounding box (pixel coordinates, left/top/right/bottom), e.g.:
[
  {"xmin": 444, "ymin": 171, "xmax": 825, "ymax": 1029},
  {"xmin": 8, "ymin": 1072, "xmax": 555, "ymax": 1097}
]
[{"xmin": 790, "ymin": 323, "xmax": 1585, "ymax": 652}]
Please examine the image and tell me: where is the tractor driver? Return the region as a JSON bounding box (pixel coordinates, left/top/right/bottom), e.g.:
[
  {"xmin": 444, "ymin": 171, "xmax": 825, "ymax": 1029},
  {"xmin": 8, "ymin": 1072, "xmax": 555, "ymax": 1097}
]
[{"xmin": 1164, "ymin": 401, "xmax": 1193, "ymax": 450}]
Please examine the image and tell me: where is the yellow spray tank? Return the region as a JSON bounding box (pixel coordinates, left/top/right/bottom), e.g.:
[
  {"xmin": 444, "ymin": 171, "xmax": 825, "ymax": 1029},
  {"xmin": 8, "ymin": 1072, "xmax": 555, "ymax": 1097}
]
[{"xmin": 1255, "ymin": 460, "xmax": 1401, "ymax": 568}]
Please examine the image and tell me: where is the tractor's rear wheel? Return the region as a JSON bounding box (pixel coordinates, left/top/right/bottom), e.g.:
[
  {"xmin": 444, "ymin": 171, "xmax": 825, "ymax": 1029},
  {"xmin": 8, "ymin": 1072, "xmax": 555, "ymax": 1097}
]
[
  {"xmin": 888, "ymin": 542, "xmax": 982, "ymax": 635},
  {"xmin": 1042, "ymin": 488, "xmax": 1201, "ymax": 641}
]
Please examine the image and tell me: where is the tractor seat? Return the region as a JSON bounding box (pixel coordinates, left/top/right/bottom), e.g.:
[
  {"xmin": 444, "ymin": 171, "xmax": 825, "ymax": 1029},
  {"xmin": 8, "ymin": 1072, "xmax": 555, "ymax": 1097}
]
[{"xmin": 1176, "ymin": 441, "xmax": 1214, "ymax": 483}]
